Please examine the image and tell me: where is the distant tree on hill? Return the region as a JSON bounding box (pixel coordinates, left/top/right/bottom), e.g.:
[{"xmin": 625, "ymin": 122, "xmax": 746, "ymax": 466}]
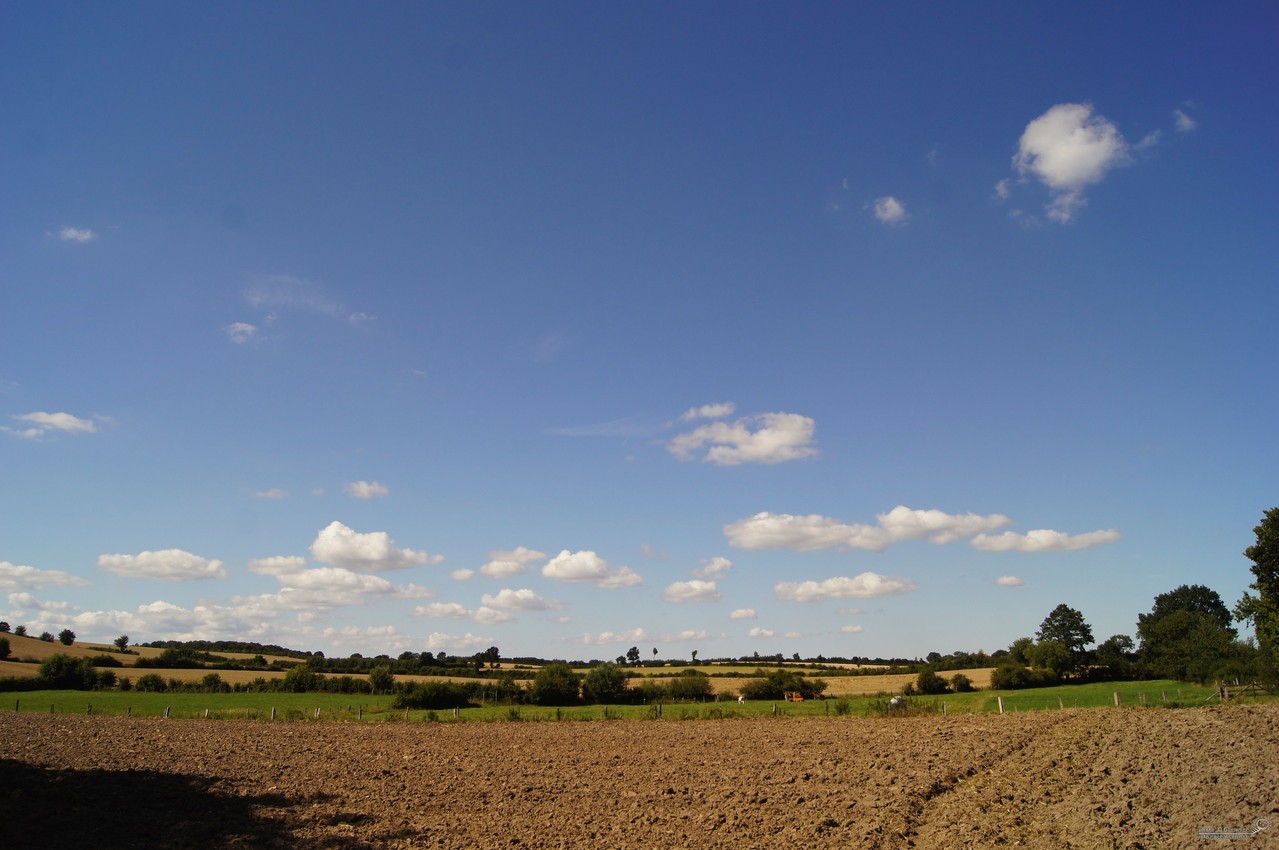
[
  {"xmin": 368, "ymin": 664, "xmax": 395, "ymax": 694},
  {"xmin": 113, "ymin": 635, "xmax": 129, "ymax": 651},
  {"xmin": 58, "ymin": 629, "xmax": 75, "ymax": 646},
  {"xmin": 0, "ymin": 621, "xmax": 9, "ymax": 633},
  {"xmin": 626, "ymin": 646, "xmax": 640, "ymax": 665},
  {"xmin": 39, "ymin": 632, "xmax": 55, "ymax": 642},
  {"xmin": 13, "ymin": 625, "xmax": 27, "ymax": 636},
  {"xmin": 1036, "ymin": 604, "xmax": 1094, "ymax": 672},
  {"xmin": 0, "ymin": 637, "xmax": 9, "ymax": 660}
]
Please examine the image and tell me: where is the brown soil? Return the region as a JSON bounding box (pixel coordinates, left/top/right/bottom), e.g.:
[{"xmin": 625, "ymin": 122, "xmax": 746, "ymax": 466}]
[{"xmin": 2, "ymin": 706, "xmax": 1275, "ymax": 849}]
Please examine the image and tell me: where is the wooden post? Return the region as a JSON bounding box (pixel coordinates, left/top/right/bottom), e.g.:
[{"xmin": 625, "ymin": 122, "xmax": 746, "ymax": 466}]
[
  {"xmin": 1139, "ymin": 693, "xmax": 1146, "ymax": 706},
  {"xmin": 404, "ymin": 709, "xmax": 409, "ymax": 721},
  {"xmin": 825, "ymin": 700, "xmax": 829, "ymax": 716},
  {"xmin": 997, "ymin": 696, "xmax": 1004, "ymax": 714},
  {"xmin": 204, "ymin": 708, "xmax": 210, "ymax": 719},
  {"xmin": 359, "ymin": 706, "xmax": 363, "ymax": 720},
  {"xmin": 271, "ymin": 706, "xmax": 277, "ymax": 720},
  {"xmin": 1058, "ymin": 697, "xmax": 1064, "ymax": 710},
  {"xmin": 50, "ymin": 704, "xmax": 55, "ymax": 714},
  {"xmin": 453, "ymin": 707, "xmax": 460, "ymax": 720},
  {"xmin": 942, "ymin": 702, "xmax": 947, "ymax": 715},
  {"xmin": 164, "ymin": 706, "xmax": 171, "ymax": 718},
  {"xmin": 772, "ymin": 703, "xmax": 778, "ymax": 716},
  {"xmin": 14, "ymin": 699, "xmax": 18, "ymax": 712},
  {"xmin": 127, "ymin": 706, "xmax": 131, "ymax": 716},
  {"xmin": 314, "ymin": 707, "xmax": 321, "ymax": 720},
  {"xmin": 87, "ymin": 704, "xmax": 92, "ymax": 715},
  {"xmin": 1113, "ymin": 692, "xmax": 1121, "ymax": 707},
  {"xmin": 1162, "ymin": 690, "xmax": 1168, "ymax": 704}
]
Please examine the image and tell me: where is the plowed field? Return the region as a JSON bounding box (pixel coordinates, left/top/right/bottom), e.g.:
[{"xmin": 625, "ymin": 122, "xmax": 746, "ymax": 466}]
[{"xmin": 2, "ymin": 706, "xmax": 1275, "ymax": 849}]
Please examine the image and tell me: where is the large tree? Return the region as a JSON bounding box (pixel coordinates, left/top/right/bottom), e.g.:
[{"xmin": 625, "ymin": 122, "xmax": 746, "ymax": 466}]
[
  {"xmin": 1036, "ymin": 604, "xmax": 1094, "ymax": 668},
  {"xmin": 529, "ymin": 662, "xmax": 581, "ymax": 706},
  {"xmin": 581, "ymin": 662, "xmax": 629, "ymax": 705},
  {"xmin": 1236, "ymin": 507, "xmax": 1279, "ymax": 679},
  {"xmin": 1139, "ymin": 585, "xmax": 1238, "ymax": 682}
]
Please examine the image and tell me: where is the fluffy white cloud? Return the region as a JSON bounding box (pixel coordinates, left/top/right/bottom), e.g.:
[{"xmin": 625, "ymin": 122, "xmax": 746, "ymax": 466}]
[
  {"xmin": 98, "ymin": 549, "xmax": 227, "ymax": 581},
  {"xmin": 774, "ymin": 572, "xmax": 917, "ymax": 603},
  {"xmin": 247, "ymin": 555, "xmax": 306, "ymax": 575},
  {"xmin": 729, "ymin": 608, "xmax": 757, "ymax": 620},
  {"xmin": 416, "ymin": 602, "xmax": 470, "ymax": 619},
  {"xmin": 680, "ymin": 402, "xmax": 736, "ymax": 422},
  {"xmin": 253, "ymin": 488, "xmax": 289, "ymax": 500},
  {"xmin": 573, "ymin": 627, "xmax": 648, "ymax": 646},
  {"xmin": 542, "ymin": 550, "xmax": 642, "ymax": 588},
  {"xmin": 748, "ymin": 627, "xmax": 775, "ymax": 639},
  {"xmin": 419, "ymin": 631, "xmax": 492, "ymax": 653},
  {"xmin": 996, "ymin": 575, "xmax": 1025, "ymax": 586},
  {"xmin": 692, "ymin": 556, "xmax": 732, "ymax": 579},
  {"xmin": 668, "ymin": 411, "xmax": 817, "ymax": 466},
  {"xmin": 481, "ymin": 587, "xmax": 561, "ymax": 611},
  {"xmin": 725, "ymin": 506, "xmax": 1013, "ymax": 552},
  {"xmin": 1173, "ymin": 108, "xmax": 1197, "ymax": 133},
  {"xmin": 676, "ymin": 629, "xmax": 709, "ymax": 641},
  {"xmin": 0, "ymin": 561, "xmax": 89, "ymax": 592},
  {"xmin": 873, "ymin": 196, "xmax": 909, "ymax": 225},
  {"xmin": 662, "ymin": 580, "xmax": 720, "ymax": 604},
  {"xmin": 4, "ymin": 411, "xmax": 98, "ymax": 439},
  {"xmin": 841, "ymin": 625, "xmax": 865, "ymax": 634},
  {"xmin": 450, "ymin": 568, "xmax": 475, "ymax": 581},
  {"xmin": 970, "ymin": 528, "xmax": 1121, "ymax": 553},
  {"xmin": 344, "ymin": 480, "xmax": 389, "ymax": 500},
  {"xmin": 276, "ymin": 566, "xmax": 392, "ymax": 595},
  {"xmin": 226, "ymin": 322, "xmax": 258, "ymax": 343},
  {"xmin": 1013, "ymin": 102, "xmax": 1130, "ymax": 223},
  {"xmin": 480, "ymin": 546, "xmax": 547, "ymax": 578},
  {"xmin": 59, "ymin": 226, "xmax": 96, "ymax": 242},
  {"xmin": 310, "ymin": 521, "xmax": 442, "ymax": 571},
  {"xmin": 472, "ymin": 606, "xmax": 513, "ymax": 624}
]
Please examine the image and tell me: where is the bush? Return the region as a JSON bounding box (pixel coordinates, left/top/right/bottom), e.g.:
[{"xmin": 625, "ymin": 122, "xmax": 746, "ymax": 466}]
[
  {"xmin": 949, "ymin": 673, "xmax": 975, "ymax": 692},
  {"xmin": 739, "ymin": 669, "xmax": 827, "ymax": 701},
  {"xmin": 37, "ymin": 654, "xmax": 98, "ymax": 689},
  {"xmin": 135, "ymin": 673, "xmax": 167, "ymax": 692},
  {"xmin": 914, "ymin": 669, "xmax": 951, "ymax": 695},
  {"xmin": 90, "ymin": 654, "xmax": 123, "ymax": 668},
  {"xmin": 57, "ymin": 629, "xmax": 76, "ymax": 646},
  {"xmin": 39, "ymin": 632, "xmax": 55, "ymax": 643},
  {"xmin": 989, "ymin": 663, "xmax": 1056, "ymax": 690},
  {"xmin": 394, "ymin": 681, "xmax": 475, "ymax": 710},
  {"xmin": 280, "ymin": 665, "xmax": 322, "ymax": 693},
  {"xmin": 666, "ymin": 669, "xmax": 714, "ymax": 702},
  {"xmin": 529, "ymin": 662, "xmax": 582, "ymax": 706},
  {"xmin": 0, "ymin": 637, "xmax": 8, "ymax": 661},
  {"xmin": 581, "ymin": 663, "xmax": 630, "ymax": 705}
]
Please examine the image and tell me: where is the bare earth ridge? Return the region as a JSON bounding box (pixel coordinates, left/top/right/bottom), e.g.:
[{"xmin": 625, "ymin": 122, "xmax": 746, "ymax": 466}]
[{"xmin": 2, "ymin": 706, "xmax": 1276, "ymax": 849}]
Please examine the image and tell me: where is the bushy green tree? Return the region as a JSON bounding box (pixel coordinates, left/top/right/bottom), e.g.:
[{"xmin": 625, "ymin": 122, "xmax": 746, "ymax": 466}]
[
  {"xmin": 1036, "ymin": 604, "xmax": 1093, "ymax": 670},
  {"xmin": 39, "ymin": 631, "xmax": 55, "ymax": 642},
  {"xmin": 113, "ymin": 635, "xmax": 129, "ymax": 651},
  {"xmin": 1026, "ymin": 640, "xmax": 1072, "ymax": 682},
  {"xmin": 666, "ymin": 669, "xmax": 714, "ymax": 701},
  {"xmin": 135, "ymin": 673, "xmax": 167, "ymax": 692},
  {"xmin": 1094, "ymin": 634, "xmax": 1137, "ymax": 679},
  {"xmin": 581, "ymin": 662, "xmax": 629, "ymax": 705},
  {"xmin": 57, "ymin": 629, "xmax": 75, "ymax": 646},
  {"xmin": 1236, "ymin": 508, "xmax": 1279, "ymax": 680},
  {"xmin": 38, "ymin": 654, "xmax": 98, "ymax": 689},
  {"xmin": 0, "ymin": 621, "xmax": 9, "ymax": 633},
  {"xmin": 1139, "ymin": 585, "xmax": 1238, "ymax": 682},
  {"xmin": 530, "ymin": 662, "xmax": 581, "ymax": 706},
  {"xmin": 0, "ymin": 637, "xmax": 9, "ymax": 660},
  {"xmin": 394, "ymin": 681, "xmax": 475, "ymax": 710},
  {"xmin": 13, "ymin": 625, "xmax": 27, "ymax": 636},
  {"xmin": 280, "ymin": 664, "xmax": 321, "ymax": 693},
  {"xmin": 368, "ymin": 664, "xmax": 395, "ymax": 694},
  {"xmin": 739, "ymin": 669, "xmax": 826, "ymax": 700},
  {"xmin": 949, "ymin": 673, "xmax": 975, "ymax": 692},
  {"xmin": 914, "ymin": 668, "xmax": 950, "ymax": 695}
]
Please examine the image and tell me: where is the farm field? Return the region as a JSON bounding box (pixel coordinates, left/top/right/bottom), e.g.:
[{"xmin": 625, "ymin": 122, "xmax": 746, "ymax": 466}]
[{"xmin": 1, "ymin": 706, "xmax": 1275, "ymax": 848}]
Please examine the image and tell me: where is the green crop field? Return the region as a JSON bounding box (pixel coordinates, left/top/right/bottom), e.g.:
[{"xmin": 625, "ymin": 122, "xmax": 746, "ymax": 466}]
[{"xmin": 4, "ymin": 679, "xmax": 1250, "ymax": 723}]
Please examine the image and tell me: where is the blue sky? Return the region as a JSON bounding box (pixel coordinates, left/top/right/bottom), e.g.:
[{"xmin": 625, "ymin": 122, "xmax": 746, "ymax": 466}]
[{"xmin": 3, "ymin": 2, "xmax": 1276, "ymax": 661}]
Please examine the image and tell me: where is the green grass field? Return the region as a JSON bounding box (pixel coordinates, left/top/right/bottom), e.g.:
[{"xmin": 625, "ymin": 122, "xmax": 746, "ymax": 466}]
[{"xmin": 4, "ymin": 679, "xmax": 1244, "ymax": 722}]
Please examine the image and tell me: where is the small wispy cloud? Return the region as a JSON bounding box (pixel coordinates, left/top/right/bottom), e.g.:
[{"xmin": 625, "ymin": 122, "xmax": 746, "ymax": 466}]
[
  {"xmin": 680, "ymin": 402, "xmax": 736, "ymax": 422},
  {"xmin": 668, "ymin": 410, "xmax": 817, "ymax": 466},
  {"xmin": 345, "ymin": 480, "xmax": 389, "ymax": 500},
  {"xmin": 996, "ymin": 575, "xmax": 1024, "ymax": 587},
  {"xmin": 58, "ymin": 226, "xmax": 96, "ymax": 243},
  {"xmin": 254, "ymin": 488, "xmax": 289, "ymax": 500},
  {"xmin": 3, "ymin": 411, "xmax": 101, "ymax": 440},
  {"xmin": 226, "ymin": 322, "xmax": 258, "ymax": 344},
  {"xmin": 872, "ymin": 196, "xmax": 909, "ymax": 226},
  {"xmin": 1173, "ymin": 108, "xmax": 1197, "ymax": 133}
]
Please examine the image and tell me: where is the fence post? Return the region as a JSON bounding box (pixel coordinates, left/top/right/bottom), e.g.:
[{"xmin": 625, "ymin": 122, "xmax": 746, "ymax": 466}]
[
  {"xmin": 404, "ymin": 709, "xmax": 409, "ymax": 721},
  {"xmin": 127, "ymin": 706, "xmax": 131, "ymax": 716},
  {"xmin": 359, "ymin": 706, "xmax": 363, "ymax": 720},
  {"xmin": 87, "ymin": 704, "xmax": 92, "ymax": 715},
  {"xmin": 314, "ymin": 707, "xmax": 321, "ymax": 720},
  {"xmin": 164, "ymin": 706, "xmax": 171, "ymax": 718},
  {"xmin": 271, "ymin": 706, "xmax": 276, "ymax": 720},
  {"xmin": 1113, "ymin": 692, "xmax": 1121, "ymax": 707},
  {"xmin": 997, "ymin": 696, "xmax": 1004, "ymax": 714},
  {"xmin": 1139, "ymin": 693, "xmax": 1146, "ymax": 706},
  {"xmin": 50, "ymin": 704, "xmax": 55, "ymax": 714},
  {"xmin": 14, "ymin": 699, "xmax": 18, "ymax": 712},
  {"xmin": 1162, "ymin": 690, "xmax": 1168, "ymax": 704},
  {"xmin": 205, "ymin": 708, "xmax": 210, "ymax": 719},
  {"xmin": 1058, "ymin": 697, "xmax": 1064, "ymax": 710}
]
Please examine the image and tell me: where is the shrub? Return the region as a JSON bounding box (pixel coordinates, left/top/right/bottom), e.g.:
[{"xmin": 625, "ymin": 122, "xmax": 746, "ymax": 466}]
[
  {"xmin": 280, "ymin": 664, "xmax": 322, "ymax": 693},
  {"xmin": 37, "ymin": 654, "xmax": 98, "ymax": 689},
  {"xmin": 581, "ymin": 663, "xmax": 630, "ymax": 705},
  {"xmin": 915, "ymin": 669, "xmax": 951, "ymax": 695},
  {"xmin": 666, "ymin": 669, "xmax": 714, "ymax": 702},
  {"xmin": 39, "ymin": 632, "xmax": 55, "ymax": 643},
  {"xmin": 394, "ymin": 681, "xmax": 475, "ymax": 710},
  {"xmin": 0, "ymin": 637, "xmax": 8, "ymax": 661},
  {"xmin": 529, "ymin": 662, "xmax": 582, "ymax": 706},
  {"xmin": 739, "ymin": 669, "xmax": 826, "ymax": 701},
  {"xmin": 135, "ymin": 673, "xmax": 167, "ymax": 692},
  {"xmin": 13, "ymin": 625, "xmax": 27, "ymax": 636},
  {"xmin": 950, "ymin": 673, "xmax": 975, "ymax": 692},
  {"xmin": 57, "ymin": 629, "xmax": 76, "ymax": 646},
  {"xmin": 90, "ymin": 654, "xmax": 123, "ymax": 668}
]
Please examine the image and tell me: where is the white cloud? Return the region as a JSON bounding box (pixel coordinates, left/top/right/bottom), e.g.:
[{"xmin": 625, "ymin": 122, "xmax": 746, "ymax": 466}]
[
  {"xmin": 247, "ymin": 555, "xmax": 306, "ymax": 575},
  {"xmin": 662, "ymin": 580, "xmax": 720, "ymax": 604},
  {"xmin": 310, "ymin": 521, "xmax": 443, "ymax": 571},
  {"xmin": 675, "ymin": 629, "xmax": 709, "ymax": 641},
  {"xmin": 970, "ymin": 528, "xmax": 1121, "ymax": 553},
  {"xmin": 344, "ymin": 480, "xmax": 389, "ymax": 500},
  {"xmin": 774, "ymin": 572, "xmax": 917, "ymax": 603},
  {"xmin": 480, "ymin": 587, "xmax": 560, "ymax": 611},
  {"xmin": 480, "ymin": 546, "xmax": 547, "ymax": 579},
  {"xmin": 58, "ymin": 226, "xmax": 96, "ymax": 243},
  {"xmin": 1012, "ymin": 102, "xmax": 1130, "ymax": 223},
  {"xmin": 4, "ymin": 411, "xmax": 99, "ymax": 440},
  {"xmin": 420, "ymin": 631, "xmax": 492, "ymax": 653},
  {"xmin": 393, "ymin": 583, "xmax": 434, "ymax": 599},
  {"xmin": 348, "ymin": 312, "xmax": 376, "ymax": 328},
  {"xmin": 729, "ymin": 608, "xmax": 757, "ymax": 620},
  {"xmin": 276, "ymin": 566, "xmax": 393, "ymax": 595},
  {"xmin": 542, "ymin": 550, "xmax": 642, "ymax": 588},
  {"xmin": 680, "ymin": 402, "xmax": 736, "ymax": 422},
  {"xmin": 0, "ymin": 561, "xmax": 90, "ymax": 592},
  {"xmin": 450, "ymin": 568, "xmax": 475, "ymax": 581},
  {"xmin": 226, "ymin": 322, "xmax": 258, "ymax": 344},
  {"xmin": 692, "ymin": 556, "xmax": 732, "ymax": 579},
  {"xmin": 98, "ymin": 549, "xmax": 227, "ymax": 581},
  {"xmin": 872, "ymin": 196, "xmax": 909, "ymax": 225},
  {"xmin": 840, "ymin": 625, "xmax": 865, "ymax": 634},
  {"xmin": 472, "ymin": 606, "xmax": 513, "ymax": 624},
  {"xmin": 1173, "ymin": 108, "xmax": 1197, "ymax": 133},
  {"xmin": 996, "ymin": 575, "xmax": 1025, "ymax": 586},
  {"xmin": 725, "ymin": 505, "xmax": 1012, "ymax": 552},
  {"xmin": 254, "ymin": 488, "xmax": 289, "ymax": 500},
  {"xmin": 668, "ymin": 411, "xmax": 817, "ymax": 466},
  {"xmin": 993, "ymin": 179, "xmax": 1012, "ymax": 200},
  {"xmin": 748, "ymin": 627, "xmax": 775, "ymax": 639},
  {"xmin": 246, "ymin": 274, "xmax": 343, "ymax": 318},
  {"xmin": 573, "ymin": 628, "xmax": 649, "ymax": 646},
  {"xmin": 416, "ymin": 602, "xmax": 470, "ymax": 619}
]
